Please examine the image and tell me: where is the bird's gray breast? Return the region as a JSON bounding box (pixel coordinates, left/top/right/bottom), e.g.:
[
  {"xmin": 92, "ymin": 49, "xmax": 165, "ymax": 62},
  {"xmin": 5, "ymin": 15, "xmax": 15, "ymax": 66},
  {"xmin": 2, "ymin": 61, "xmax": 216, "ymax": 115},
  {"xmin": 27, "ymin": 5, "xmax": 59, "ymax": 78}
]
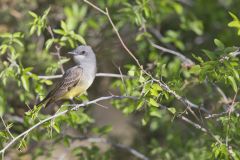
[{"xmin": 78, "ymin": 63, "xmax": 96, "ymax": 90}]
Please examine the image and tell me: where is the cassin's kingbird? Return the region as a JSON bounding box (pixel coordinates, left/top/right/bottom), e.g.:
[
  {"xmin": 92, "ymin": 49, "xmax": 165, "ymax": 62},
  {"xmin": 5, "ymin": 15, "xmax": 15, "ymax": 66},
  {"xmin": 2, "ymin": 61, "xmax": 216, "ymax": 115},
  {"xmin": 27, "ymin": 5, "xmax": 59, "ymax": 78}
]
[{"xmin": 37, "ymin": 45, "xmax": 97, "ymax": 107}]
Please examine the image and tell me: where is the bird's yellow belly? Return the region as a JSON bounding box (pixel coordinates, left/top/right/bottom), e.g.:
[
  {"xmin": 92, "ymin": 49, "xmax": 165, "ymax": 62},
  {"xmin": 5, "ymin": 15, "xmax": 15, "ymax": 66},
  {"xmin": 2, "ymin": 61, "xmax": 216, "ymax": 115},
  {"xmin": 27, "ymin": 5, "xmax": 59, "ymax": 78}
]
[{"xmin": 62, "ymin": 85, "xmax": 87, "ymax": 99}]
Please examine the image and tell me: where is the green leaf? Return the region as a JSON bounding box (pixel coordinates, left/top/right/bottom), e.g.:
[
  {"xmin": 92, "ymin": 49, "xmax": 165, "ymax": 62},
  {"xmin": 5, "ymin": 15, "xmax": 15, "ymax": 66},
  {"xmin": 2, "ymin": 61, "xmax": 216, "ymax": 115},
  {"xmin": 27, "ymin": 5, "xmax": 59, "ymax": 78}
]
[
  {"xmin": 189, "ymin": 65, "xmax": 201, "ymax": 74},
  {"xmin": 139, "ymin": 74, "xmax": 145, "ymax": 83},
  {"xmin": 30, "ymin": 26, "xmax": 37, "ymax": 35},
  {"xmin": 228, "ymin": 21, "xmax": 240, "ymax": 28},
  {"xmin": 37, "ymin": 26, "xmax": 42, "ymax": 36},
  {"xmin": 13, "ymin": 32, "xmax": 23, "ymax": 38},
  {"xmin": 58, "ymin": 57, "xmax": 70, "ymax": 65},
  {"xmin": 229, "ymin": 12, "xmax": 239, "ymax": 21},
  {"xmin": 28, "ymin": 11, "xmax": 38, "ymax": 18},
  {"xmin": 150, "ymin": 110, "xmax": 162, "ymax": 118},
  {"xmin": 141, "ymin": 118, "xmax": 147, "ymax": 126},
  {"xmin": 67, "ymin": 38, "xmax": 75, "ymax": 48},
  {"xmin": 227, "ymin": 76, "xmax": 238, "ymax": 93},
  {"xmin": 12, "ymin": 38, "xmax": 24, "ymax": 47},
  {"xmin": 53, "ymin": 29, "xmax": 65, "ymax": 35},
  {"xmin": 152, "ymin": 83, "xmax": 162, "ymax": 91},
  {"xmin": 21, "ymin": 75, "xmax": 29, "ymax": 91},
  {"xmin": 61, "ymin": 21, "xmax": 68, "ymax": 32},
  {"xmin": 92, "ymin": 125, "xmax": 112, "ymax": 135},
  {"xmin": 128, "ymin": 70, "xmax": 135, "ymax": 76},
  {"xmin": 150, "ymin": 83, "xmax": 162, "ymax": 96},
  {"xmin": 0, "ymin": 33, "xmax": 11, "ymax": 38},
  {"xmin": 53, "ymin": 123, "xmax": 60, "ymax": 133},
  {"xmin": 232, "ymin": 68, "xmax": 239, "ymax": 80},
  {"xmin": 150, "ymin": 88, "xmax": 158, "ymax": 97},
  {"xmin": 136, "ymin": 101, "xmax": 144, "ymax": 110},
  {"xmin": 74, "ymin": 34, "xmax": 86, "ymax": 45},
  {"xmin": 18, "ymin": 139, "xmax": 27, "ymax": 151},
  {"xmin": 202, "ymin": 49, "xmax": 217, "ymax": 60},
  {"xmin": 149, "ymin": 98, "xmax": 159, "ymax": 107},
  {"xmin": 43, "ymin": 7, "xmax": 51, "ymax": 17},
  {"xmin": 23, "ymin": 67, "xmax": 33, "ymax": 73},
  {"xmin": 45, "ymin": 39, "xmax": 55, "ymax": 50},
  {"xmin": 168, "ymin": 107, "xmax": 176, "ymax": 114},
  {"xmin": 0, "ymin": 44, "xmax": 8, "ymax": 55},
  {"xmin": 214, "ymin": 39, "xmax": 224, "ymax": 49}
]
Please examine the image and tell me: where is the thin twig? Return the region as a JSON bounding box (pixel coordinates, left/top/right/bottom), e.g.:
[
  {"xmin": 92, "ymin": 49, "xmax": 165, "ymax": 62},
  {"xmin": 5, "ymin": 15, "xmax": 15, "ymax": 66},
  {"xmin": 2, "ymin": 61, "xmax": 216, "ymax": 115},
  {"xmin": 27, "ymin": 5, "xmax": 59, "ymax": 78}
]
[
  {"xmin": 46, "ymin": 26, "xmax": 64, "ymax": 74},
  {"xmin": 83, "ymin": 0, "xmax": 107, "ymax": 15},
  {"xmin": 37, "ymin": 72, "xmax": 131, "ymax": 79},
  {"xmin": 70, "ymin": 136, "xmax": 149, "ymax": 160},
  {"xmin": 55, "ymin": 45, "xmax": 64, "ymax": 74},
  {"xmin": 151, "ymin": 42, "xmax": 194, "ymax": 66},
  {"xmin": 118, "ymin": 67, "xmax": 128, "ymax": 95},
  {"xmin": 0, "ymin": 116, "xmax": 14, "ymax": 139},
  {"xmin": 205, "ymin": 111, "xmax": 228, "ymax": 119},
  {"xmin": 94, "ymin": 102, "xmax": 109, "ymax": 109},
  {"xmin": 226, "ymin": 90, "xmax": 238, "ymax": 148},
  {"xmin": 180, "ymin": 116, "xmax": 207, "ymax": 132},
  {"xmin": 105, "ymin": 8, "xmax": 142, "ymax": 69},
  {"xmin": 211, "ymin": 83, "xmax": 229, "ymax": 104}
]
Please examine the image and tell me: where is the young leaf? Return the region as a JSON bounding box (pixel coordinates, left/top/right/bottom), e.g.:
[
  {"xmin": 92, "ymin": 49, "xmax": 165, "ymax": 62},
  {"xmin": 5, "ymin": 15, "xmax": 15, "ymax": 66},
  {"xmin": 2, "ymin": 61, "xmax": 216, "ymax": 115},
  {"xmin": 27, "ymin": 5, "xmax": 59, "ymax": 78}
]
[
  {"xmin": 28, "ymin": 11, "xmax": 38, "ymax": 18},
  {"xmin": 227, "ymin": 76, "xmax": 238, "ymax": 93},
  {"xmin": 214, "ymin": 39, "xmax": 224, "ymax": 49},
  {"xmin": 168, "ymin": 107, "xmax": 176, "ymax": 114},
  {"xmin": 21, "ymin": 75, "xmax": 29, "ymax": 91},
  {"xmin": 149, "ymin": 98, "xmax": 159, "ymax": 107}
]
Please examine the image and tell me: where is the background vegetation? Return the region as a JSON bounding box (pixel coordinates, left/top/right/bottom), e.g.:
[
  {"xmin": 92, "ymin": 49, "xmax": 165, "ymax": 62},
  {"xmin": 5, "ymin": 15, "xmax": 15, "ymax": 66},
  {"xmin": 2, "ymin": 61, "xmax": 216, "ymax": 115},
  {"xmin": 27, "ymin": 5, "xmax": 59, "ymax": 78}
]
[{"xmin": 0, "ymin": 0, "xmax": 240, "ymax": 159}]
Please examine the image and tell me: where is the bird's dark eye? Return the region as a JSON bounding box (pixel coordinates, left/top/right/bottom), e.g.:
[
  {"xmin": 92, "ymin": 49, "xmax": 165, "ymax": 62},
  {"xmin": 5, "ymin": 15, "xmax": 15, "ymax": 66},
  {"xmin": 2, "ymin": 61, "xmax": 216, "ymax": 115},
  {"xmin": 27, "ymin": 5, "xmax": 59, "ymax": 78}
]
[{"xmin": 80, "ymin": 51, "xmax": 86, "ymax": 55}]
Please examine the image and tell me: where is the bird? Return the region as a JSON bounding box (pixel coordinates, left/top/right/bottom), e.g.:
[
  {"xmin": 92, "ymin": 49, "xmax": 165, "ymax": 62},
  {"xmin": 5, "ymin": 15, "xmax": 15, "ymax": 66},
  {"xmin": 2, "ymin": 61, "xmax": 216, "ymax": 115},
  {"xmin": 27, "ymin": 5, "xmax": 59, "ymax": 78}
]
[{"xmin": 37, "ymin": 45, "xmax": 97, "ymax": 107}]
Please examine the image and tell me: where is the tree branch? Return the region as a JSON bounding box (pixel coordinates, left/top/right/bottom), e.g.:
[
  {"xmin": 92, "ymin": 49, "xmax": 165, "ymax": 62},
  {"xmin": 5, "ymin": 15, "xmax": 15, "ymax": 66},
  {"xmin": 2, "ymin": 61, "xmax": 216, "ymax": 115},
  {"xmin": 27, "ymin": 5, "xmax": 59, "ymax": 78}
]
[
  {"xmin": 0, "ymin": 95, "xmax": 135, "ymax": 154},
  {"xmin": 70, "ymin": 136, "xmax": 149, "ymax": 160},
  {"xmin": 151, "ymin": 42, "xmax": 194, "ymax": 66},
  {"xmin": 37, "ymin": 72, "xmax": 130, "ymax": 79}
]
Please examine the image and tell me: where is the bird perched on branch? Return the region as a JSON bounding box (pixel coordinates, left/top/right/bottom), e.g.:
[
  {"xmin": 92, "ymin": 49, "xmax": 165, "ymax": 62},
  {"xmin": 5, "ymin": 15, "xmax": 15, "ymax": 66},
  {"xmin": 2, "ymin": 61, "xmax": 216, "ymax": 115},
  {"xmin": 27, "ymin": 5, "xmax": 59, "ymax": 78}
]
[{"xmin": 37, "ymin": 45, "xmax": 97, "ymax": 107}]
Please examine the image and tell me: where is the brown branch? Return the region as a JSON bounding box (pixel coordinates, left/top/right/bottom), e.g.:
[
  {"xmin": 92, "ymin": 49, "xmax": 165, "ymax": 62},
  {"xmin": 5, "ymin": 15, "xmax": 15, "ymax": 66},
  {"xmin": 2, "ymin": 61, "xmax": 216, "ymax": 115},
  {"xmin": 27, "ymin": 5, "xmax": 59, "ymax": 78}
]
[{"xmin": 46, "ymin": 26, "xmax": 64, "ymax": 74}]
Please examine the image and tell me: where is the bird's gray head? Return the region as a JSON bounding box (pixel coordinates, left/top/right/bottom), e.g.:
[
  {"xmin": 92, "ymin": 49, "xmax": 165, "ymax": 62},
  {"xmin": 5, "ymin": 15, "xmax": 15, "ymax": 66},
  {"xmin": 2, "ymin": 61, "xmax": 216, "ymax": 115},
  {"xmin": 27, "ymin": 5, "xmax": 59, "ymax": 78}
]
[{"xmin": 68, "ymin": 45, "xmax": 96, "ymax": 65}]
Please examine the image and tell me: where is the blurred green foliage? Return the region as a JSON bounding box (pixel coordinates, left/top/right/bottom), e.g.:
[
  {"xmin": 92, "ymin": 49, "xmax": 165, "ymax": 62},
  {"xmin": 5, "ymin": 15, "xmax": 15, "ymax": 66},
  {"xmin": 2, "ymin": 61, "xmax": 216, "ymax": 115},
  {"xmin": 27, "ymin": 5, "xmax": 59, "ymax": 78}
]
[{"xmin": 0, "ymin": 0, "xmax": 240, "ymax": 159}]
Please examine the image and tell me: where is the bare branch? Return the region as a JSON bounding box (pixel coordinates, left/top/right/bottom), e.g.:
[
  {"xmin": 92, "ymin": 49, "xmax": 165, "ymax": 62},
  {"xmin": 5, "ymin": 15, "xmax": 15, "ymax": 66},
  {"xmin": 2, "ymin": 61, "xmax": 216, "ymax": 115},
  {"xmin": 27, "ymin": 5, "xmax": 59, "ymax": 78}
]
[
  {"xmin": 105, "ymin": 8, "xmax": 142, "ymax": 69},
  {"xmin": 151, "ymin": 42, "xmax": 194, "ymax": 66},
  {"xmin": 83, "ymin": 0, "xmax": 107, "ymax": 15},
  {"xmin": 69, "ymin": 136, "xmax": 149, "ymax": 160},
  {"xmin": 37, "ymin": 72, "xmax": 131, "ymax": 79},
  {"xmin": 205, "ymin": 111, "xmax": 228, "ymax": 119},
  {"xmin": 0, "ymin": 95, "xmax": 135, "ymax": 154},
  {"xmin": 46, "ymin": 26, "xmax": 64, "ymax": 74},
  {"xmin": 230, "ymin": 47, "xmax": 240, "ymax": 57},
  {"xmin": 211, "ymin": 83, "xmax": 229, "ymax": 104},
  {"xmin": 180, "ymin": 116, "xmax": 207, "ymax": 132}
]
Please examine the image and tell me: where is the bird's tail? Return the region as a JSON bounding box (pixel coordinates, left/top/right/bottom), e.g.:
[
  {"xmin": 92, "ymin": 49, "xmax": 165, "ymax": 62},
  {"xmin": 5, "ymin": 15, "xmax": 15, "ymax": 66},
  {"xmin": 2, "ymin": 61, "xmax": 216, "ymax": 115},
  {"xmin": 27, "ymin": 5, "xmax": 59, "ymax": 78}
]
[{"xmin": 36, "ymin": 97, "xmax": 52, "ymax": 108}]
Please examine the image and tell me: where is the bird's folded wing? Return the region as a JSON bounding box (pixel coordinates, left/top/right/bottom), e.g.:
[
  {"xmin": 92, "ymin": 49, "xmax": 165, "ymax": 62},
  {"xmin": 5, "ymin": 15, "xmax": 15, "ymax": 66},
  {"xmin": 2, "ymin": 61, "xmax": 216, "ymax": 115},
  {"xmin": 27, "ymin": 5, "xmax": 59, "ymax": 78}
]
[{"xmin": 45, "ymin": 65, "xmax": 83, "ymax": 99}]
